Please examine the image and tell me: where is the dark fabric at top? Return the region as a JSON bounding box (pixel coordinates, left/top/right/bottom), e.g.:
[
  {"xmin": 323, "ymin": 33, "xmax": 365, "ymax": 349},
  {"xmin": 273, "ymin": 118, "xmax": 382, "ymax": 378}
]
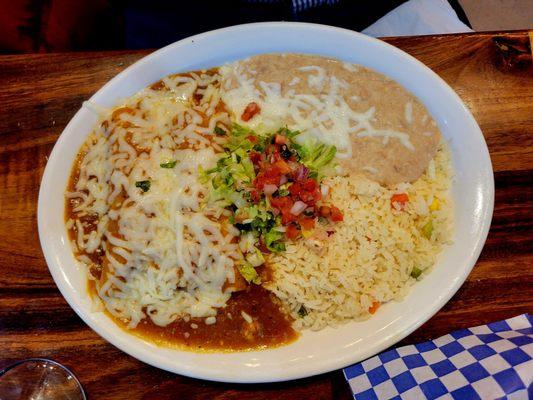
[{"xmin": 123, "ymin": 0, "xmax": 411, "ymax": 49}]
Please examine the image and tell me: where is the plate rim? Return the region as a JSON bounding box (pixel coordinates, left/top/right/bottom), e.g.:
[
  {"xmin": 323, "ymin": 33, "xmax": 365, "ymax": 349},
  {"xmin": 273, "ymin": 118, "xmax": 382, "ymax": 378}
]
[{"xmin": 38, "ymin": 21, "xmax": 494, "ymax": 383}]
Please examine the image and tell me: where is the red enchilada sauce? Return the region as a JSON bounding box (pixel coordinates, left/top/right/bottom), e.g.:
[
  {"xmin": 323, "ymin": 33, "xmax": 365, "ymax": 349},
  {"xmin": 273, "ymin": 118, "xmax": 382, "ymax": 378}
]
[
  {"xmin": 65, "ymin": 70, "xmax": 298, "ymax": 351},
  {"xmin": 87, "ymin": 279, "xmax": 297, "ymax": 351}
]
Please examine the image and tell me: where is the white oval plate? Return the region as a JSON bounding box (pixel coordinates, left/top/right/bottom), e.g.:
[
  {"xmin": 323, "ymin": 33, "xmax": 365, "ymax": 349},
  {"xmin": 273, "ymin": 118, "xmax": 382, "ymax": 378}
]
[{"xmin": 38, "ymin": 22, "xmax": 493, "ymax": 383}]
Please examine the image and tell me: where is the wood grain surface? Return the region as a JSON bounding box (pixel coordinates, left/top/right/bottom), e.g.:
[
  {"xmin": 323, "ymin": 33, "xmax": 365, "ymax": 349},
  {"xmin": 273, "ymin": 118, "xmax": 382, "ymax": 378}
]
[{"xmin": 0, "ymin": 31, "xmax": 532, "ymax": 399}]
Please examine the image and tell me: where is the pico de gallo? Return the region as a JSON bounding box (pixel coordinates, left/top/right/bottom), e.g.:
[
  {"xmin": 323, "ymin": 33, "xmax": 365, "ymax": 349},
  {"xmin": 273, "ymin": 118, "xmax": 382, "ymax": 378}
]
[{"xmin": 201, "ymin": 123, "xmax": 343, "ymax": 284}]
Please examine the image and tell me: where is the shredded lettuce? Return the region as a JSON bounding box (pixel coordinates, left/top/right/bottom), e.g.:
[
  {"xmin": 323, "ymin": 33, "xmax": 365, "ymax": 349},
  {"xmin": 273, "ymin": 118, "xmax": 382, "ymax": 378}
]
[
  {"xmin": 210, "ymin": 186, "xmax": 247, "ymax": 208},
  {"xmin": 202, "ymin": 124, "xmax": 336, "ymax": 271},
  {"xmin": 238, "ymin": 263, "xmax": 261, "ymax": 284},
  {"xmin": 264, "ymin": 229, "xmax": 286, "ymax": 252},
  {"xmin": 247, "ymin": 205, "xmax": 259, "ymax": 220},
  {"xmin": 225, "ymin": 124, "xmax": 257, "ymax": 152},
  {"xmin": 292, "ymin": 138, "xmax": 337, "ymax": 179},
  {"xmin": 235, "ymin": 207, "xmax": 276, "ymax": 239},
  {"xmin": 206, "ymin": 149, "xmax": 255, "ymax": 189},
  {"xmin": 245, "ymin": 247, "xmax": 265, "ymax": 267},
  {"xmin": 421, "ymin": 220, "xmax": 434, "ymax": 239},
  {"xmin": 198, "ymin": 165, "xmax": 211, "ymax": 183},
  {"xmin": 200, "ymin": 132, "xmax": 259, "ymax": 210}
]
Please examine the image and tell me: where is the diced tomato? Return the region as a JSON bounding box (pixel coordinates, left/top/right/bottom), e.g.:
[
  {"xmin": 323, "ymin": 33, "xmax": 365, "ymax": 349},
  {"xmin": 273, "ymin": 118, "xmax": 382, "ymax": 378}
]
[
  {"xmin": 302, "ymin": 179, "xmax": 317, "ymax": 192},
  {"xmin": 265, "ymin": 144, "xmax": 276, "ymax": 154},
  {"xmin": 249, "ymin": 151, "xmax": 262, "ymax": 167},
  {"xmin": 270, "ymin": 196, "xmax": 292, "ymax": 210},
  {"xmin": 257, "ymin": 238, "xmax": 270, "ymax": 254},
  {"xmin": 288, "ymin": 178, "xmax": 321, "ymax": 206},
  {"xmin": 369, "ymin": 301, "xmax": 381, "ymax": 314},
  {"xmin": 241, "ymin": 102, "xmax": 261, "ymax": 121},
  {"xmin": 254, "ymin": 165, "xmax": 283, "ymax": 189},
  {"xmin": 301, "ymin": 182, "xmax": 320, "ymax": 204},
  {"xmin": 250, "ymin": 189, "xmax": 261, "ymax": 203},
  {"xmin": 288, "ymin": 182, "xmax": 299, "ymax": 197},
  {"xmin": 289, "ymin": 178, "xmax": 315, "ymax": 194},
  {"xmin": 390, "ymin": 193, "xmax": 409, "ymax": 210},
  {"xmin": 281, "ymin": 212, "xmax": 297, "ymax": 225},
  {"xmin": 330, "ymin": 205, "xmax": 343, "ymax": 222},
  {"xmin": 265, "ymin": 144, "xmax": 281, "ymax": 162},
  {"xmin": 270, "ymin": 197, "xmax": 298, "ymax": 225},
  {"xmin": 288, "ymin": 180, "xmax": 304, "ymax": 196},
  {"xmin": 299, "ymin": 217, "xmax": 316, "ymax": 231},
  {"xmin": 285, "ymin": 224, "xmax": 300, "ymax": 240},
  {"xmin": 272, "ymin": 159, "xmax": 291, "ymax": 175},
  {"xmin": 274, "ymin": 134, "xmax": 288, "ymax": 145},
  {"xmin": 255, "ymin": 159, "xmax": 293, "ymax": 188},
  {"xmin": 246, "ymin": 134, "xmax": 258, "ymax": 144},
  {"xmin": 257, "ymin": 176, "xmax": 278, "ymax": 189},
  {"xmin": 319, "ymin": 205, "xmax": 331, "ymax": 218},
  {"xmin": 305, "ymin": 193, "xmax": 321, "ymax": 206}
]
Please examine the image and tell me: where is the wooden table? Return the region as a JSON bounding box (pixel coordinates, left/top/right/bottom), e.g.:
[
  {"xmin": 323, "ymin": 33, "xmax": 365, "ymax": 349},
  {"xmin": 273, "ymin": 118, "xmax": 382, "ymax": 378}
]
[{"xmin": 0, "ymin": 31, "xmax": 532, "ymax": 399}]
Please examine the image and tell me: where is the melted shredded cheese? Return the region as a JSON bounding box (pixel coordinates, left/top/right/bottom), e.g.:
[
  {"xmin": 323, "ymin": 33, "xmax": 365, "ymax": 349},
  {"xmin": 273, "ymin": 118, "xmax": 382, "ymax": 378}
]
[
  {"xmin": 68, "ymin": 58, "xmax": 424, "ymax": 331},
  {"xmin": 67, "ymin": 72, "xmax": 239, "ymax": 328},
  {"xmin": 220, "ymin": 61, "xmax": 414, "ymax": 158},
  {"xmin": 405, "ymin": 101, "xmax": 413, "ymax": 124}
]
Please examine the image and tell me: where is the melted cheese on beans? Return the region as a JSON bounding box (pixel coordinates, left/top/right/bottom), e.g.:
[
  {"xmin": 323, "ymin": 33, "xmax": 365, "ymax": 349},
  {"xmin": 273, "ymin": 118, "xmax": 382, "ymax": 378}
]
[{"xmin": 220, "ymin": 62, "xmax": 414, "ymax": 158}]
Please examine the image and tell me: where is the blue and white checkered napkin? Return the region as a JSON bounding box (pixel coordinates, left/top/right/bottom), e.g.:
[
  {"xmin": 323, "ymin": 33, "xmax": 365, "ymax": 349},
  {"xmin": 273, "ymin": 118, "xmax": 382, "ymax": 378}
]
[{"xmin": 344, "ymin": 314, "xmax": 533, "ymax": 399}]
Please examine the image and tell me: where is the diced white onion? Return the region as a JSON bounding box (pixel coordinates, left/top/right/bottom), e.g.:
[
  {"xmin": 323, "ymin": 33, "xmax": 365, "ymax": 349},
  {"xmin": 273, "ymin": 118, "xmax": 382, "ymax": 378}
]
[
  {"xmin": 263, "ymin": 184, "xmax": 278, "ymax": 195},
  {"xmin": 246, "ymin": 249, "xmax": 265, "ymax": 267},
  {"xmin": 241, "ymin": 311, "xmax": 253, "ymax": 324},
  {"xmin": 320, "ymin": 184, "xmax": 329, "ymax": 197},
  {"xmin": 290, "ymin": 201, "xmax": 307, "ymax": 215},
  {"xmin": 239, "ymin": 232, "xmax": 255, "ymax": 253}
]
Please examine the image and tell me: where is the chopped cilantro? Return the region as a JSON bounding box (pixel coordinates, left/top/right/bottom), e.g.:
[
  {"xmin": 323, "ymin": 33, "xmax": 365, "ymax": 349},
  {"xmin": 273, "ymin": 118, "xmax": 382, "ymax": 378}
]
[
  {"xmin": 264, "ymin": 229, "xmax": 285, "ymax": 252},
  {"xmin": 135, "ymin": 180, "xmax": 151, "ymax": 192},
  {"xmin": 160, "ymin": 160, "xmax": 177, "ymax": 168},
  {"xmin": 214, "ymin": 126, "xmax": 226, "ymax": 136},
  {"xmin": 298, "ymin": 305, "xmax": 308, "ymax": 318},
  {"xmin": 411, "ymin": 267, "xmax": 423, "ymax": 279}
]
